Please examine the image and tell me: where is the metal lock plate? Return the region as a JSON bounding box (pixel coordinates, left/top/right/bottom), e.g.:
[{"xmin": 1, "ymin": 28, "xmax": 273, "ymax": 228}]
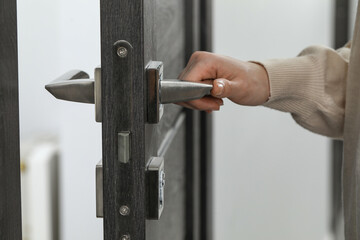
[
  {"xmin": 146, "ymin": 61, "xmax": 212, "ymax": 124},
  {"xmin": 147, "ymin": 61, "xmax": 164, "ymax": 124},
  {"xmin": 94, "ymin": 66, "xmax": 102, "ymax": 122},
  {"xmin": 146, "ymin": 157, "xmax": 165, "ymax": 220},
  {"xmin": 118, "ymin": 131, "xmax": 131, "ymax": 164},
  {"xmin": 96, "ymin": 160, "xmax": 103, "ymax": 218}
]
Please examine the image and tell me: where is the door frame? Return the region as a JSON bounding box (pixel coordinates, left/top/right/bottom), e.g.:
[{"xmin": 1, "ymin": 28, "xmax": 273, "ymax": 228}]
[
  {"xmin": 330, "ymin": 0, "xmax": 349, "ymax": 236},
  {"xmin": 199, "ymin": 0, "xmax": 213, "ymax": 238},
  {"xmin": 0, "ymin": 0, "xmax": 22, "ymax": 238}
]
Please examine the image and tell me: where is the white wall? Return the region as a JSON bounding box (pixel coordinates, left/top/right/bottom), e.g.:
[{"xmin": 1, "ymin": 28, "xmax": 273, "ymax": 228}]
[
  {"xmin": 18, "ymin": 0, "xmax": 103, "ymax": 239},
  {"xmin": 213, "ymin": 0, "xmax": 334, "ymax": 239}
]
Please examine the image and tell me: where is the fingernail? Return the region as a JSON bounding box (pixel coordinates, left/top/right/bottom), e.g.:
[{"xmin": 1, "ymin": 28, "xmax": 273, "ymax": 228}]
[{"xmin": 216, "ymin": 82, "xmax": 224, "ymax": 96}]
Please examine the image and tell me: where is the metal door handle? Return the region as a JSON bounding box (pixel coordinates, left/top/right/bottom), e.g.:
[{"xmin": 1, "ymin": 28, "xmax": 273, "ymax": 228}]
[
  {"xmin": 147, "ymin": 61, "xmax": 213, "ymax": 123},
  {"xmin": 160, "ymin": 79, "xmax": 212, "ymax": 104},
  {"xmin": 45, "ymin": 66, "xmax": 102, "ymax": 122},
  {"xmin": 45, "ymin": 70, "xmax": 93, "ymax": 103},
  {"xmin": 45, "ymin": 62, "xmax": 212, "ymax": 124}
]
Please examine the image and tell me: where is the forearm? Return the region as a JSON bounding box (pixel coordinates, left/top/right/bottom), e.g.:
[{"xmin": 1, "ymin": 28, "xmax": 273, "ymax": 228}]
[{"xmin": 256, "ymin": 44, "xmax": 350, "ymax": 138}]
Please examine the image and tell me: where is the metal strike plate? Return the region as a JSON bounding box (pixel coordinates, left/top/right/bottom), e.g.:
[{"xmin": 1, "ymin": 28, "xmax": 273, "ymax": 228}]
[
  {"xmin": 45, "ymin": 66, "xmax": 102, "ymax": 122},
  {"xmin": 96, "ymin": 160, "xmax": 103, "ymax": 218},
  {"xmin": 146, "ymin": 157, "xmax": 165, "ymax": 220},
  {"xmin": 118, "ymin": 131, "xmax": 131, "ymax": 164},
  {"xmin": 146, "ymin": 61, "xmax": 213, "ymax": 124},
  {"xmin": 94, "ymin": 66, "xmax": 102, "ymax": 122}
]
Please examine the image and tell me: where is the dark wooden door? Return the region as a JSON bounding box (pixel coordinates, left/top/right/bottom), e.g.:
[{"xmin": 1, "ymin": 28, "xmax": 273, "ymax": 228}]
[
  {"xmin": 100, "ymin": 0, "xmax": 212, "ymax": 239},
  {"xmin": 0, "ymin": 0, "xmax": 22, "ymax": 239}
]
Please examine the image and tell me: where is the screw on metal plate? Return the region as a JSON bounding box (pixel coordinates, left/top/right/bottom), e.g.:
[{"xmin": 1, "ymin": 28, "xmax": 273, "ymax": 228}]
[
  {"xmin": 119, "ymin": 205, "xmax": 130, "ymax": 216},
  {"xmin": 121, "ymin": 234, "xmax": 130, "ymax": 240},
  {"xmin": 117, "ymin": 46, "xmax": 128, "ymax": 58},
  {"xmin": 161, "ymin": 171, "xmax": 166, "ymax": 187},
  {"xmin": 159, "ymin": 170, "xmax": 165, "ymax": 207}
]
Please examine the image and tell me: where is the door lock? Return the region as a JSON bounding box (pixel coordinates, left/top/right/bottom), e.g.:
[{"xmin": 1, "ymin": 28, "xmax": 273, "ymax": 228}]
[
  {"xmin": 95, "ymin": 157, "xmax": 166, "ymax": 220},
  {"xmin": 146, "ymin": 157, "xmax": 165, "ymax": 220}
]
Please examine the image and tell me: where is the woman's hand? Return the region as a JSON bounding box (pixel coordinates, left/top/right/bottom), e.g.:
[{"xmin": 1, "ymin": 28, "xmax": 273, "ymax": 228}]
[{"xmin": 178, "ymin": 51, "xmax": 270, "ymax": 112}]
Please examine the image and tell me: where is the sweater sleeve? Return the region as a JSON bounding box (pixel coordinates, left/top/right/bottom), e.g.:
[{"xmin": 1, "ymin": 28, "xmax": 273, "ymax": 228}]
[{"xmin": 255, "ymin": 43, "xmax": 351, "ymax": 139}]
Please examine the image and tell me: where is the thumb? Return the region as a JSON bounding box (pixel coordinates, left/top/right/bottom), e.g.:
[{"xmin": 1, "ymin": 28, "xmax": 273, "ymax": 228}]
[{"xmin": 211, "ymin": 79, "xmax": 233, "ymax": 98}]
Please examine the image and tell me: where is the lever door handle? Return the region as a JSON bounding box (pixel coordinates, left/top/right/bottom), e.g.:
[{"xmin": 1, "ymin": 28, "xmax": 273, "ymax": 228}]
[
  {"xmin": 45, "ymin": 70, "xmax": 94, "ymax": 103},
  {"xmin": 45, "ymin": 62, "xmax": 212, "ymax": 124},
  {"xmin": 147, "ymin": 61, "xmax": 213, "ymax": 123},
  {"xmin": 160, "ymin": 79, "xmax": 212, "ymax": 104},
  {"xmin": 45, "ymin": 66, "xmax": 102, "ymax": 122}
]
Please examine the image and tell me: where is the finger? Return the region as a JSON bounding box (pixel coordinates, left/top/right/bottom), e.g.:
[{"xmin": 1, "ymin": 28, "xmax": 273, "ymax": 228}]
[
  {"xmin": 179, "ymin": 52, "xmax": 204, "ymax": 79},
  {"xmin": 206, "ymin": 95, "xmax": 224, "ymax": 105},
  {"xmin": 178, "ymin": 59, "xmax": 197, "ymax": 79},
  {"xmin": 177, "ymin": 97, "xmax": 219, "ymax": 110},
  {"xmin": 185, "ymin": 96, "xmax": 221, "ymax": 111},
  {"xmin": 211, "ymin": 78, "xmax": 234, "ymax": 99},
  {"xmin": 176, "ymin": 96, "xmax": 223, "ymax": 113},
  {"xmin": 177, "ymin": 102, "xmax": 195, "ymax": 110},
  {"xmin": 176, "ymin": 96, "xmax": 221, "ymax": 111},
  {"xmin": 199, "ymin": 79, "xmax": 214, "ymax": 85},
  {"xmin": 193, "ymin": 80, "xmax": 224, "ymax": 106},
  {"xmin": 181, "ymin": 55, "xmax": 218, "ymax": 82},
  {"xmin": 183, "ymin": 62, "xmax": 215, "ymax": 82}
]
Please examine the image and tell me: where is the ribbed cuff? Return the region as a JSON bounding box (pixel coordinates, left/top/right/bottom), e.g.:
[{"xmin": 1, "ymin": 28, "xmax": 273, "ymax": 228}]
[{"xmin": 252, "ymin": 56, "xmax": 324, "ymax": 115}]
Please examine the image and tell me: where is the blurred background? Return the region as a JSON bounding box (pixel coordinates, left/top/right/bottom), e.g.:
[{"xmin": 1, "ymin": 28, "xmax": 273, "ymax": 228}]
[{"xmin": 17, "ymin": 0, "xmax": 357, "ymax": 239}]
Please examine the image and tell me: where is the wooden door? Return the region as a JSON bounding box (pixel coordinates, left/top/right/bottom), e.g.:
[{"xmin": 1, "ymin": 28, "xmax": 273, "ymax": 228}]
[
  {"xmin": 0, "ymin": 0, "xmax": 22, "ymax": 239},
  {"xmin": 100, "ymin": 0, "xmax": 212, "ymax": 239}
]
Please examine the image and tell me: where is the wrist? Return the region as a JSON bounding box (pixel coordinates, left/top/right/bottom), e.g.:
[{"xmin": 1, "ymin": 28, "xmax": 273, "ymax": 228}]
[{"xmin": 249, "ymin": 61, "xmax": 270, "ymax": 104}]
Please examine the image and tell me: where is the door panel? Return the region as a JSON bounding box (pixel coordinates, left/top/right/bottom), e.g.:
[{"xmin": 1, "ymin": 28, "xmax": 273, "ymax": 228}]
[
  {"xmin": 144, "ymin": 0, "xmax": 188, "ymax": 238},
  {"xmin": 145, "ymin": 105, "xmax": 183, "ymax": 160},
  {"xmin": 150, "ymin": 0, "xmax": 185, "ymax": 78},
  {"xmin": 100, "ymin": 0, "xmax": 211, "ymax": 239},
  {"xmin": 146, "ymin": 115, "xmax": 186, "ymax": 239}
]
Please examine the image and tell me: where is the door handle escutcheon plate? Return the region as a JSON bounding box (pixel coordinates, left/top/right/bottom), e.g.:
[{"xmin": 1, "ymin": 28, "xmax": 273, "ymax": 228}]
[{"xmin": 146, "ymin": 61, "xmax": 213, "ymax": 123}]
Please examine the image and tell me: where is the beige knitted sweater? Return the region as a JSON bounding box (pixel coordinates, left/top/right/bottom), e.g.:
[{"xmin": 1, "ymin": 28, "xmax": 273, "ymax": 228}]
[{"xmin": 258, "ymin": 3, "xmax": 360, "ymax": 239}]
